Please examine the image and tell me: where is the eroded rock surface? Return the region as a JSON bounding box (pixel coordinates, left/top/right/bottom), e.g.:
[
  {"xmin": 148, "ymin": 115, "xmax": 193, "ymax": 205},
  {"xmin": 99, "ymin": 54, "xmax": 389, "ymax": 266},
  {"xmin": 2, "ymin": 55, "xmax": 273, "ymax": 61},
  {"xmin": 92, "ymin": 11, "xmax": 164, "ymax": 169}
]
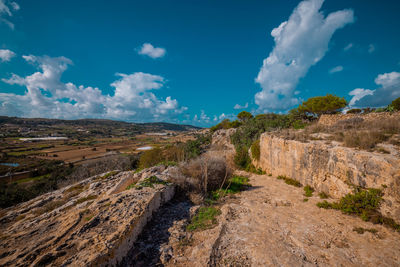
[
  {"xmin": 168, "ymin": 172, "xmax": 400, "ymax": 266},
  {"xmin": 0, "ymin": 166, "xmax": 175, "ymax": 266}
]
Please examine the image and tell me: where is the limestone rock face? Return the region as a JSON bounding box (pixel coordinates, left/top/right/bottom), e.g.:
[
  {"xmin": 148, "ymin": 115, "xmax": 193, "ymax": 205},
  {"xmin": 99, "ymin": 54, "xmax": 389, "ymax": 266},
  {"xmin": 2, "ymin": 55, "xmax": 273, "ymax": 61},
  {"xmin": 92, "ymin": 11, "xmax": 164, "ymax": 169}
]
[
  {"xmin": 0, "ymin": 167, "xmax": 175, "ymax": 266},
  {"xmin": 254, "ymin": 134, "xmax": 400, "ymax": 223}
]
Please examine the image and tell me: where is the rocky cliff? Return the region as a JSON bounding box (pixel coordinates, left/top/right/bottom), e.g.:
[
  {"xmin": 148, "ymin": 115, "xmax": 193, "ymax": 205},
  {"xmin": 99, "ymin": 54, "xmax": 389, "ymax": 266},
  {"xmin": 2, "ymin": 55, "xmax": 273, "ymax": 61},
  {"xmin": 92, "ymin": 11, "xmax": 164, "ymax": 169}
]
[
  {"xmin": 0, "ymin": 166, "xmax": 175, "ymax": 266},
  {"xmin": 253, "ymin": 133, "xmax": 400, "ymax": 223}
]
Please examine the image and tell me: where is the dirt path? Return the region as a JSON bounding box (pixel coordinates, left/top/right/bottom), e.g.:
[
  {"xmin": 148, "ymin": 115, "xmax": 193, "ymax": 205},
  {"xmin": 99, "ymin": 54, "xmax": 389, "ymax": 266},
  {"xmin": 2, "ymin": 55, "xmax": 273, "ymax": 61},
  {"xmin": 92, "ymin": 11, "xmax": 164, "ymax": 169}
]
[{"xmin": 172, "ymin": 172, "xmax": 400, "ymax": 266}]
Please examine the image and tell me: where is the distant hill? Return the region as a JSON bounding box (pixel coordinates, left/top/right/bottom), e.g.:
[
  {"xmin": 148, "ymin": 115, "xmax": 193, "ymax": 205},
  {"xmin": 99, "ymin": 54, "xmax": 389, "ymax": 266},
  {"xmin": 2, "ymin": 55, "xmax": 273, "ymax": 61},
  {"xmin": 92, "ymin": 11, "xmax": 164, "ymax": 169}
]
[
  {"xmin": 0, "ymin": 116, "xmax": 200, "ymax": 131},
  {"xmin": 0, "ymin": 116, "xmax": 201, "ymax": 138}
]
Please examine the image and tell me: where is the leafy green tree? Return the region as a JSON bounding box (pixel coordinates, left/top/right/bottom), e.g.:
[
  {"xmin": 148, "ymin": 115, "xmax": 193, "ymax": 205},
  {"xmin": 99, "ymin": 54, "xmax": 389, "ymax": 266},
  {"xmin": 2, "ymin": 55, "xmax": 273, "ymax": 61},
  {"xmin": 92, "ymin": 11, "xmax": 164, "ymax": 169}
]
[
  {"xmin": 237, "ymin": 111, "xmax": 253, "ymax": 122},
  {"xmin": 297, "ymin": 94, "xmax": 347, "ymax": 117},
  {"xmin": 390, "ymin": 97, "xmax": 400, "ymax": 111}
]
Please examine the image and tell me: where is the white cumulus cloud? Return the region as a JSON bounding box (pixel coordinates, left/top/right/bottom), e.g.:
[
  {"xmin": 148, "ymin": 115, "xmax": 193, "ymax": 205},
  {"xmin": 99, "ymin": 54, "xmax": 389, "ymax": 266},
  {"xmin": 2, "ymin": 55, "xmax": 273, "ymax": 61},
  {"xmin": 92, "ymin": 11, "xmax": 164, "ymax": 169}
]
[
  {"xmin": 254, "ymin": 0, "xmax": 354, "ymax": 111},
  {"xmin": 233, "ymin": 102, "xmax": 248, "ymax": 109},
  {"xmin": 138, "ymin": 43, "xmax": 166, "ymax": 59},
  {"xmin": 0, "ymin": 54, "xmax": 186, "ymax": 121},
  {"xmin": 0, "ymin": 49, "xmax": 15, "ymax": 62},
  {"xmin": 0, "ymin": 0, "xmax": 19, "ymax": 29},
  {"xmin": 348, "ymin": 71, "xmax": 400, "ymax": 107},
  {"xmin": 329, "ymin": 65, "xmax": 343, "ymax": 74}
]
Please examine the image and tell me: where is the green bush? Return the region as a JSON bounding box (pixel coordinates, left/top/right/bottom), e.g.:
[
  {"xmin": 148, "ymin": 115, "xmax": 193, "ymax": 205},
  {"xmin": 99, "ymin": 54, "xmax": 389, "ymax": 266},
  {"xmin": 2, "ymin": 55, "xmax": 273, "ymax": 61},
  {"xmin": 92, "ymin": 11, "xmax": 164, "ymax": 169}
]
[
  {"xmin": 250, "ymin": 139, "xmax": 260, "ymax": 161},
  {"xmin": 237, "ymin": 111, "xmax": 253, "ymax": 122},
  {"xmin": 390, "ymin": 97, "xmax": 400, "ymax": 111},
  {"xmin": 297, "ymin": 94, "xmax": 347, "ymax": 117},
  {"xmin": 210, "ymin": 119, "xmax": 241, "ymax": 132},
  {"xmin": 233, "ymin": 146, "xmax": 251, "ymax": 169},
  {"xmin": 317, "ymin": 188, "xmax": 400, "ymax": 230}
]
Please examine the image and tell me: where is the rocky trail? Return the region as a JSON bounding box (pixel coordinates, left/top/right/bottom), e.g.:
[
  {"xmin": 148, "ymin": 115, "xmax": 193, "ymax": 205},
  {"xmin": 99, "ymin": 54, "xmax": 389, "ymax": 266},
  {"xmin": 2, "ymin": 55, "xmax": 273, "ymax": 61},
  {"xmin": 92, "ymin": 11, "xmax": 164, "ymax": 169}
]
[{"xmin": 132, "ymin": 171, "xmax": 400, "ymax": 266}]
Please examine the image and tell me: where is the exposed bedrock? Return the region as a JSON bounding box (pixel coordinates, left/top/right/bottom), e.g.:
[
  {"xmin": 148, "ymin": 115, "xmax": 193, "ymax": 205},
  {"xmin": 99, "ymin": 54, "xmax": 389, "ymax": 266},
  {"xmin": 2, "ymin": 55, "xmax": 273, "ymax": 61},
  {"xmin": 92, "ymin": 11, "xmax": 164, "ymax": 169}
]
[
  {"xmin": 0, "ymin": 166, "xmax": 175, "ymax": 266},
  {"xmin": 253, "ymin": 133, "xmax": 400, "ymax": 223}
]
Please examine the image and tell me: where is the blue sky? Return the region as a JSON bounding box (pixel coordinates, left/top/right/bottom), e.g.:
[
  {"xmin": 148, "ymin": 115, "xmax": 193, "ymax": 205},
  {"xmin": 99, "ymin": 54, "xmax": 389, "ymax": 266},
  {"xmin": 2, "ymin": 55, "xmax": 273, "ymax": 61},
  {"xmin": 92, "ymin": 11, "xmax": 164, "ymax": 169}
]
[{"xmin": 0, "ymin": 0, "xmax": 399, "ymax": 126}]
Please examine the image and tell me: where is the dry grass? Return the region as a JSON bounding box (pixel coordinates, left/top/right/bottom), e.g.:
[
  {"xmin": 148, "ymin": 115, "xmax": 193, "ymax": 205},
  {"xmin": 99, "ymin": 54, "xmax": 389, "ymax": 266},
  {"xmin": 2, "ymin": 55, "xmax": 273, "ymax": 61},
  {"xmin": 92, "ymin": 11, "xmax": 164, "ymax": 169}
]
[{"xmin": 277, "ymin": 117, "xmax": 400, "ymax": 151}]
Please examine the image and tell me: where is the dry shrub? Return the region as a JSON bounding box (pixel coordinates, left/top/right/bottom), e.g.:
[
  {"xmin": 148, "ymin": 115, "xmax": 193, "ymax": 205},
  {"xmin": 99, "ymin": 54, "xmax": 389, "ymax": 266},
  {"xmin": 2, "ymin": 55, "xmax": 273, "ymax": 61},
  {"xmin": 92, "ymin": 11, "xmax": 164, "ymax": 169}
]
[
  {"xmin": 343, "ymin": 130, "xmax": 388, "ymax": 150},
  {"xmin": 281, "ymin": 117, "xmax": 400, "ymax": 151},
  {"xmin": 178, "ymin": 154, "xmax": 232, "ymax": 194}
]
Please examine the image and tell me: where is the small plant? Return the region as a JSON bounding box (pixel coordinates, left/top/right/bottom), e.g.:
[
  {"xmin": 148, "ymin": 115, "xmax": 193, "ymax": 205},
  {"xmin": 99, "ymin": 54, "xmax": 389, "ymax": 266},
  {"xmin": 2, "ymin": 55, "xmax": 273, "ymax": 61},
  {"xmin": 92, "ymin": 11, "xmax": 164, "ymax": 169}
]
[
  {"xmin": 319, "ymin": 192, "xmax": 329, "ymax": 199},
  {"xmin": 135, "ymin": 176, "xmax": 169, "ymax": 189},
  {"xmin": 304, "ymin": 185, "xmax": 314, "ymax": 197},
  {"xmin": 210, "ymin": 175, "xmax": 250, "ymax": 201},
  {"xmin": 317, "ymin": 200, "xmax": 333, "ymax": 209},
  {"xmin": 303, "ymin": 198, "xmax": 309, "ymax": 202},
  {"xmin": 126, "ymin": 183, "xmax": 136, "ymax": 190},
  {"xmin": 353, "ymin": 227, "xmax": 378, "ymax": 234},
  {"xmin": 84, "ymin": 215, "xmax": 94, "ymax": 221},
  {"xmin": 245, "ymin": 164, "xmax": 266, "ymax": 174},
  {"xmin": 277, "ymin": 175, "xmax": 302, "ymax": 187},
  {"xmin": 157, "ymin": 161, "xmax": 178, "ymax": 167},
  {"xmin": 268, "ymin": 173, "xmax": 272, "ymax": 176},
  {"xmin": 99, "ymin": 170, "xmax": 119, "ymax": 180},
  {"xmin": 186, "ymin": 206, "xmax": 221, "ymax": 231}
]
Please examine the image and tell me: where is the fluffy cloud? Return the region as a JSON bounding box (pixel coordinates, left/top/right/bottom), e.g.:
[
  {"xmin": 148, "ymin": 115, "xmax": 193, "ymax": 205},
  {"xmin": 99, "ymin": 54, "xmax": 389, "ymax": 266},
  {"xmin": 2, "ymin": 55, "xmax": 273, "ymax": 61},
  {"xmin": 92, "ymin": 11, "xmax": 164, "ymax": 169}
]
[
  {"xmin": 344, "ymin": 43, "xmax": 353, "ymax": 51},
  {"xmin": 0, "ymin": 55, "xmax": 186, "ymax": 121},
  {"xmin": 348, "ymin": 71, "xmax": 400, "ymax": 107},
  {"xmin": 0, "ymin": 0, "xmax": 19, "ymax": 29},
  {"xmin": 348, "ymin": 88, "xmax": 374, "ymax": 106},
  {"xmin": 0, "ymin": 49, "xmax": 15, "ymax": 62},
  {"xmin": 329, "ymin": 65, "xmax": 343, "ymax": 74},
  {"xmin": 138, "ymin": 43, "xmax": 166, "ymax": 59},
  {"xmin": 233, "ymin": 102, "xmax": 248, "ymax": 109},
  {"xmin": 255, "ymin": 0, "xmax": 354, "ymax": 111}
]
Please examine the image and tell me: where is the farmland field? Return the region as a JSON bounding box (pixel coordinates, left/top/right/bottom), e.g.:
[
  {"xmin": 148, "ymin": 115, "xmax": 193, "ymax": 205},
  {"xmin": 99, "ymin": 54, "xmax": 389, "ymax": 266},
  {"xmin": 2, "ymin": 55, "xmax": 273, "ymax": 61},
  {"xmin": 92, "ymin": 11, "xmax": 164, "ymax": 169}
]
[{"xmin": 0, "ymin": 116, "xmax": 203, "ymax": 208}]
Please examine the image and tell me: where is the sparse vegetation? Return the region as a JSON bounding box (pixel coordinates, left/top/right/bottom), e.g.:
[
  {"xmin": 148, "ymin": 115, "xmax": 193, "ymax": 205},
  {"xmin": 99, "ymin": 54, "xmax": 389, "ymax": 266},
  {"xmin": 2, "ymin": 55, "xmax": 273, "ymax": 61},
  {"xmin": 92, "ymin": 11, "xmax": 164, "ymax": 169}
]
[
  {"xmin": 277, "ymin": 175, "xmax": 302, "ymax": 187},
  {"xmin": 34, "ymin": 199, "xmax": 68, "ymax": 215},
  {"xmin": 317, "ymin": 188, "xmax": 400, "ymax": 231},
  {"xmin": 99, "ymin": 170, "xmax": 120, "ymax": 180},
  {"xmin": 353, "ymin": 227, "xmax": 378, "ymax": 234},
  {"xmin": 135, "ymin": 176, "xmax": 169, "ymax": 189},
  {"xmin": 319, "ymin": 192, "xmax": 329, "ymax": 199},
  {"xmin": 186, "ymin": 206, "xmax": 221, "ymax": 231},
  {"xmin": 211, "ymin": 175, "xmax": 250, "ymax": 200},
  {"xmin": 304, "ymin": 185, "xmax": 314, "ymax": 197}
]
